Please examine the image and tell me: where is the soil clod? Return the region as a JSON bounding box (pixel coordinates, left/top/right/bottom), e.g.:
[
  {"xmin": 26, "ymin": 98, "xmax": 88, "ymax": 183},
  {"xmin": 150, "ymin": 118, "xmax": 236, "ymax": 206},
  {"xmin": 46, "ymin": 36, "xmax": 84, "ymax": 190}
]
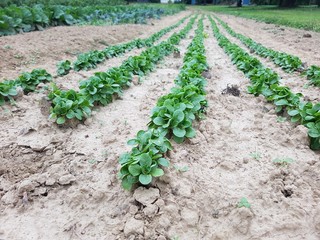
[{"xmin": 221, "ymin": 84, "xmax": 240, "ymax": 96}]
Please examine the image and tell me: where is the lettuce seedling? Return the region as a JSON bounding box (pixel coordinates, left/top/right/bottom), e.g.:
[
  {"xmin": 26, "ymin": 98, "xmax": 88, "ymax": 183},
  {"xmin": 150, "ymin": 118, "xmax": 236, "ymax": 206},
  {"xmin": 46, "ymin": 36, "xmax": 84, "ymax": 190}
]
[
  {"xmin": 16, "ymin": 69, "xmax": 52, "ymax": 93},
  {"xmin": 57, "ymin": 60, "xmax": 72, "ymax": 76},
  {"xmin": 0, "ymin": 80, "xmax": 17, "ymax": 105},
  {"xmin": 48, "ymin": 85, "xmax": 92, "ymax": 124},
  {"xmin": 79, "ymin": 71, "xmax": 122, "ymax": 106}
]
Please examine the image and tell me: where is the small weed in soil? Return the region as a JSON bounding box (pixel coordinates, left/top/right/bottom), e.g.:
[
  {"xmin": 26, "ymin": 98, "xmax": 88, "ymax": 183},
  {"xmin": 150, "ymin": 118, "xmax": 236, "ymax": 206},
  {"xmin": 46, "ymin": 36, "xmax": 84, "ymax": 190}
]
[
  {"xmin": 273, "ymin": 157, "xmax": 294, "ymax": 167},
  {"xmin": 249, "ymin": 151, "xmax": 261, "ymax": 160},
  {"xmin": 237, "ymin": 197, "xmax": 251, "ymax": 208},
  {"xmin": 222, "ymin": 84, "xmax": 240, "ymax": 97}
]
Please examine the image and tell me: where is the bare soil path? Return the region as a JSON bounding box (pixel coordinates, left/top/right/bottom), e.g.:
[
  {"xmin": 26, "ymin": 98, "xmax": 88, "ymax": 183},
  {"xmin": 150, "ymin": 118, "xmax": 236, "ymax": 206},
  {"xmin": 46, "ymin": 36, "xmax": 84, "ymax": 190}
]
[{"xmin": 213, "ymin": 16, "xmax": 320, "ymax": 103}]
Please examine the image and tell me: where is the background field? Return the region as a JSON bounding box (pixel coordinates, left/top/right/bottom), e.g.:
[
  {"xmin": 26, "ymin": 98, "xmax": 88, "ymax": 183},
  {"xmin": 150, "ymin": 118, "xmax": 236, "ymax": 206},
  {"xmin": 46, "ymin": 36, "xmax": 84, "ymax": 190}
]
[{"xmin": 194, "ymin": 5, "xmax": 320, "ymax": 32}]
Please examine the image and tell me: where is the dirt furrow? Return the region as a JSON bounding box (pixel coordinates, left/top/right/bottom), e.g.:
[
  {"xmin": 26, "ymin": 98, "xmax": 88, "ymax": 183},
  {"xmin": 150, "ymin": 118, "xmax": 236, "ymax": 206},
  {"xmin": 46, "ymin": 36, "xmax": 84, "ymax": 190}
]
[
  {"xmin": 217, "ymin": 14, "xmax": 320, "ymax": 66},
  {"xmin": 214, "ymin": 17, "xmax": 320, "ymax": 103}
]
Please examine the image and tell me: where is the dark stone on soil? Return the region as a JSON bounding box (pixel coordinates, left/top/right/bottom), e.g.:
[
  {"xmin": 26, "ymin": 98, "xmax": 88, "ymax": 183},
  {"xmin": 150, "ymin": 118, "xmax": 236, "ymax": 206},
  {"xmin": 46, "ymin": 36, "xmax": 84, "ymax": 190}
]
[
  {"xmin": 173, "ymin": 51, "xmax": 181, "ymax": 58},
  {"xmin": 201, "ymin": 70, "xmax": 212, "ymax": 79},
  {"xmin": 303, "ymin": 33, "xmax": 312, "ymax": 38},
  {"xmin": 222, "ymin": 84, "xmax": 240, "ymax": 97}
]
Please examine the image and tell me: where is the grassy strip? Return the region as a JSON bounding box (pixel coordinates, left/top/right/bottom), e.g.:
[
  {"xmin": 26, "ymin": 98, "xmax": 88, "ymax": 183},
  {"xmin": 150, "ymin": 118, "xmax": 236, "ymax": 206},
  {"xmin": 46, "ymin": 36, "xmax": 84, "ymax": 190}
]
[
  {"xmin": 194, "ymin": 5, "xmax": 320, "ymax": 32},
  {"xmin": 48, "ymin": 16, "xmax": 197, "ymax": 125},
  {"xmin": 118, "ymin": 16, "xmax": 208, "ymax": 190},
  {"xmin": 57, "ymin": 15, "xmax": 190, "ymax": 75},
  {"xmin": 214, "ymin": 16, "xmax": 320, "ymax": 86},
  {"xmin": 209, "ymin": 15, "xmax": 320, "ymax": 150}
]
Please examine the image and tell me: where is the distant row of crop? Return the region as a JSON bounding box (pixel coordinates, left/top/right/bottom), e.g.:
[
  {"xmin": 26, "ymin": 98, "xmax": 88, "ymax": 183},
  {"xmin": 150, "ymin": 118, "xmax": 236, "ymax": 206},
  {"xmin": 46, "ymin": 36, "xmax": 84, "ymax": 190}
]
[
  {"xmin": 0, "ymin": 0, "xmax": 125, "ymax": 8},
  {"xmin": 0, "ymin": 4, "xmax": 185, "ymax": 36}
]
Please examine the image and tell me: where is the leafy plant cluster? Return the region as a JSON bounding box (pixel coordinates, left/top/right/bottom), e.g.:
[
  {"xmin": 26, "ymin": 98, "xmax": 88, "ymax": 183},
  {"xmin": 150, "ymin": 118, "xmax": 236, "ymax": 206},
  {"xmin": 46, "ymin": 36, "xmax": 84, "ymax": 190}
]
[
  {"xmin": 0, "ymin": 4, "xmax": 184, "ymax": 36},
  {"xmin": 0, "ymin": 68, "xmax": 52, "ymax": 105},
  {"xmin": 49, "ymin": 16, "xmax": 197, "ymax": 125},
  {"xmin": 208, "ymin": 15, "xmax": 320, "ymax": 151},
  {"xmin": 58, "ymin": 15, "xmax": 190, "ymax": 75},
  {"xmin": 305, "ymin": 65, "xmax": 320, "ymax": 86},
  {"xmin": 0, "ymin": 0, "xmax": 125, "ymax": 8},
  {"xmin": 119, "ymin": 16, "xmax": 209, "ymax": 190},
  {"xmin": 215, "ymin": 16, "xmax": 320, "ymax": 87},
  {"xmin": 48, "ymin": 84, "xmax": 92, "ymax": 124}
]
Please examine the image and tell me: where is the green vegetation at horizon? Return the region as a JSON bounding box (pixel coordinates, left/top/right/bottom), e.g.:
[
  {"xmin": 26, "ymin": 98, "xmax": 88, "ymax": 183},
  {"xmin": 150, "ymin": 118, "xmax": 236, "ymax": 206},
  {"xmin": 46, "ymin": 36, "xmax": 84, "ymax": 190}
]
[
  {"xmin": 193, "ymin": 5, "xmax": 320, "ymax": 32},
  {"xmin": 0, "ymin": 0, "xmax": 125, "ymax": 8}
]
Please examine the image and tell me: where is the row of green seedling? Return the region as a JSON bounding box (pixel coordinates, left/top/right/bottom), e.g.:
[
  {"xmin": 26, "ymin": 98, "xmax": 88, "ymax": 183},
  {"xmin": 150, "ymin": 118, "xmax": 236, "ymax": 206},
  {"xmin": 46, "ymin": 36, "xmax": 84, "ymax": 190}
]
[
  {"xmin": 118, "ymin": 17, "xmax": 208, "ymax": 190},
  {"xmin": 0, "ymin": 15, "xmax": 189, "ymax": 108},
  {"xmin": 209, "ymin": 16, "xmax": 320, "ymax": 150},
  {"xmin": 48, "ymin": 16, "xmax": 197, "ymax": 125},
  {"xmin": 214, "ymin": 16, "xmax": 320, "ymax": 86},
  {"xmin": 57, "ymin": 15, "xmax": 190, "ymax": 75},
  {"xmin": 0, "ymin": 69, "xmax": 52, "ymax": 106}
]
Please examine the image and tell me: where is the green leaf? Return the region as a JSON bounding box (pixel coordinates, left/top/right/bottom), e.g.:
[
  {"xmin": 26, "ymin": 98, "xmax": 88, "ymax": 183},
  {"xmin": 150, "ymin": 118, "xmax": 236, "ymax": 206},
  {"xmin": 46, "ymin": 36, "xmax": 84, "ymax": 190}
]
[
  {"xmin": 127, "ymin": 139, "xmax": 139, "ymax": 145},
  {"xmin": 153, "ymin": 117, "xmax": 165, "ymax": 126},
  {"xmin": 128, "ymin": 164, "xmax": 141, "ymax": 176},
  {"xmin": 122, "ymin": 177, "xmax": 133, "ymax": 190},
  {"xmin": 173, "ymin": 110, "xmax": 185, "ymax": 124},
  {"xmin": 288, "ymin": 109, "xmax": 299, "ymax": 116},
  {"xmin": 275, "ymin": 99, "xmax": 288, "ymax": 106},
  {"xmin": 139, "ymin": 174, "xmax": 152, "ymax": 185},
  {"xmin": 185, "ymin": 127, "xmax": 196, "ymax": 138},
  {"xmin": 290, "ymin": 115, "xmax": 300, "ymax": 123},
  {"xmin": 173, "ymin": 127, "xmax": 186, "ymax": 138},
  {"xmin": 173, "ymin": 135, "xmax": 185, "ymax": 143},
  {"xmin": 139, "ymin": 153, "xmax": 152, "ymax": 166},
  {"xmin": 158, "ymin": 158, "xmax": 169, "ymax": 167},
  {"xmin": 56, "ymin": 117, "xmax": 66, "ymax": 124},
  {"xmin": 151, "ymin": 168, "xmax": 164, "ymax": 177},
  {"xmin": 308, "ymin": 129, "xmax": 320, "ymax": 138},
  {"xmin": 66, "ymin": 110, "xmax": 75, "ymax": 119}
]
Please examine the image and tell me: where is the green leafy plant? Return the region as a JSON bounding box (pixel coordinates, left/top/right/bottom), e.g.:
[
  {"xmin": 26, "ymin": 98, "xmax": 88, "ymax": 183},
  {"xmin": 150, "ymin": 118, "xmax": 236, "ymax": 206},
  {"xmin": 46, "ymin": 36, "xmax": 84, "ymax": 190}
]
[
  {"xmin": 79, "ymin": 71, "xmax": 122, "ymax": 105},
  {"xmin": 0, "ymin": 80, "xmax": 17, "ymax": 106},
  {"xmin": 249, "ymin": 151, "xmax": 261, "ymax": 160},
  {"xmin": 0, "ymin": 4, "xmax": 185, "ymax": 36},
  {"xmin": 273, "ymin": 157, "xmax": 294, "ymax": 167},
  {"xmin": 237, "ymin": 197, "xmax": 251, "ymax": 208},
  {"xmin": 16, "ymin": 69, "xmax": 52, "ymax": 93},
  {"xmin": 305, "ymin": 65, "xmax": 320, "ymax": 87},
  {"xmin": 306, "ymin": 122, "xmax": 320, "ymax": 150},
  {"xmin": 119, "ymin": 129, "xmax": 171, "ymax": 190},
  {"xmin": 57, "ymin": 60, "xmax": 72, "ymax": 76},
  {"xmin": 48, "ymin": 84, "xmax": 92, "ymax": 124}
]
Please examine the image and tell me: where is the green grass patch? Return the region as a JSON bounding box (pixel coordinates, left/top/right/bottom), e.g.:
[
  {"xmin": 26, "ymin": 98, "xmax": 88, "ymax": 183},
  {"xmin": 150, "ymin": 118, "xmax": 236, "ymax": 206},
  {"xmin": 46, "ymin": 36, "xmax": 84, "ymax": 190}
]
[{"xmin": 193, "ymin": 5, "xmax": 320, "ymax": 32}]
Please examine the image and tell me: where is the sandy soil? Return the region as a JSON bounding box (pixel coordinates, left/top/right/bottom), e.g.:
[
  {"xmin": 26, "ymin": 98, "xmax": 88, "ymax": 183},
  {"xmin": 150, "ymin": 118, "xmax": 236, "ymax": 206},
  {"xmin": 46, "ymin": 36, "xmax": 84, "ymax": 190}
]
[{"xmin": 1, "ymin": 13, "xmax": 320, "ymax": 240}]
